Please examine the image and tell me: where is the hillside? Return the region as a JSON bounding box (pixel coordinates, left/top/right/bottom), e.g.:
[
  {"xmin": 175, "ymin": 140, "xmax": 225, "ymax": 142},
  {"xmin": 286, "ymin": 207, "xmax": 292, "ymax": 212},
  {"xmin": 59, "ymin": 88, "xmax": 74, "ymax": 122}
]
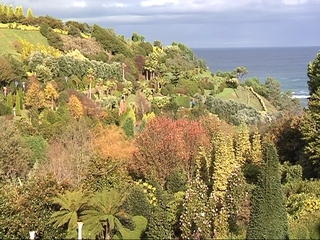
[
  {"xmin": 0, "ymin": 29, "xmax": 48, "ymax": 55},
  {"xmin": 0, "ymin": 13, "xmax": 302, "ymax": 125}
]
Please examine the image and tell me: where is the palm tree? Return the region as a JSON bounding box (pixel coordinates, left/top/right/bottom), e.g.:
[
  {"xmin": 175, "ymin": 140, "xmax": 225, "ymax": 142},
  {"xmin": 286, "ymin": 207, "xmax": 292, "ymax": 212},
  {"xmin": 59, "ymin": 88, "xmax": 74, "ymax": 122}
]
[
  {"xmin": 81, "ymin": 189, "xmax": 128, "ymax": 240},
  {"xmin": 49, "ymin": 190, "xmax": 89, "ymax": 239}
]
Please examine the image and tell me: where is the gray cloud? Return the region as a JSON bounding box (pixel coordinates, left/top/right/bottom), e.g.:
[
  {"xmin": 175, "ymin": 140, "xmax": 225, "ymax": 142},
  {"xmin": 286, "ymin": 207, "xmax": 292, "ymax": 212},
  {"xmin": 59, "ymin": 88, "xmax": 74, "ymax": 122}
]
[{"xmin": 3, "ymin": 0, "xmax": 320, "ymax": 47}]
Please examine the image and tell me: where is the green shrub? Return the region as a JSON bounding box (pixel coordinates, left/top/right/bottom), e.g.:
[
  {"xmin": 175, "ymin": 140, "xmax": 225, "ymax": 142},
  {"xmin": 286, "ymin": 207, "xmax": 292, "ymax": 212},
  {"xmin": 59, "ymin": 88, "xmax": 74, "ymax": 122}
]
[
  {"xmin": 0, "ymin": 102, "xmax": 11, "ymax": 116},
  {"xmin": 205, "ymin": 96, "xmax": 261, "ymax": 126},
  {"xmin": 216, "ymin": 81, "xmax": 227, "ymax": 94},
  {"xmin": 23, "ymin": 136, "xmax": 48, "ymax": 165},
  {"xmin": 123, "ymin": 185, "xmax": 151, "ymax": 219},
  {"xmin": 165, "ymin": 171, "xmax": 187, "ymax": 193}
]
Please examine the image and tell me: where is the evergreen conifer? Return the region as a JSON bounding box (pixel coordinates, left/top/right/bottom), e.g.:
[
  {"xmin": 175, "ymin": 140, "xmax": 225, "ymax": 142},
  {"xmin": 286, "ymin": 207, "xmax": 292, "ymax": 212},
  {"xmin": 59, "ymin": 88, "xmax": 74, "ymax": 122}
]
[{"xmin": 246, "ymin": 142, "xmax": 289, "ymax": 239}]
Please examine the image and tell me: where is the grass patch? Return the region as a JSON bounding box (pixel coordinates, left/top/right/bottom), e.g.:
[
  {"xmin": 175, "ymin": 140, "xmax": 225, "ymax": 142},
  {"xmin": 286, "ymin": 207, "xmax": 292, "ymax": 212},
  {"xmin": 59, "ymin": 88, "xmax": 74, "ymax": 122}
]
[
  {"xmin": 174, "ymin": 95, "xmax": 190, "ymax": 108},
  {"xmin": 0, "ymin": 29, "xmax": 48, "ymax": 55},
  {"xmin": 215, "ymin": 86, "xmax": 278, "ymax": 113}
]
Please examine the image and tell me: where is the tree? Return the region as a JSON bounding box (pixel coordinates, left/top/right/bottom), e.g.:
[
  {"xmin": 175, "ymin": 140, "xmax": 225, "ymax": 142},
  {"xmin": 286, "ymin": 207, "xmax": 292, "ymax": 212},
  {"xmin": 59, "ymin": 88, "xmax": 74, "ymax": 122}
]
[
  {"xmin": 45, "ymin": 82, "xmax": 59, "ymax": 110},
  {"xmin": 0, "ymin": 174, "xmax": 67, "ymax": 239},
  {"xmin": 26, "ymin": 7, "xmax": 33, "ymax": 18},
  {"xmin": 0, "ymin": 56, "xmax": 16, "ymax": 86},
  {"xmin": 246, "ymin": 142, "xmax": 289, "ymax": 239},
  {"xmin": 81, "ymin": 189, "xmax": 127, "ymax": 240},
  {"xmin": 131, "ymin": 117, "xmax": 209, "ymax": 186},
  {"xmin": 307, "ymin": 50, "xmax": 320, "ymax": 95},
  {"xmin": 50, "ymin": 190, "xmax": 89, "ymax": 239},
  {"xmin": 300, "ymin": 88, "xmax": 320, "ymax": 177},
  {"xmin": 67, "ymin": 95, "xmax": 84, "ymax": 119},
  {"xmin": 232, "ymin": 66, "xmax": 248, "ymax": 80},
  {"xmin": 25, "ymin": 81, "xmax": 45, "ymax": 110},
  {"xmin": 0, "ymin": 117, "xmax": 32, "ymax": 181},
  {"xmin": 15, "ymin": 93, "xmax": 22, "ymax": 116},
  {"xmin": 265, "ymin": 77, "xmax": 282, "ymax": 108},
  {"xmin": 180, "ymin": 151, "xmax": 213, "ymax": 239}
]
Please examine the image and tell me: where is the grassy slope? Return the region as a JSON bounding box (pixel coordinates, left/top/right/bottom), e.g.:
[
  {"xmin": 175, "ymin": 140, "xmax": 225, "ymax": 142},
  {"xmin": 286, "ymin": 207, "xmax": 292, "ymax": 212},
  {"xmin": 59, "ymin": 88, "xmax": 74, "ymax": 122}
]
[
  {"xmin": 216, "ymin": 86, "xmax": 278, "ymax": 113},
  {"xmin": 0, "ymin": 29, "xmax": 48, "ymax": 55},
  {"xmin": 0, "ymin": 29, "xmax": 277, "ymax": 114}
]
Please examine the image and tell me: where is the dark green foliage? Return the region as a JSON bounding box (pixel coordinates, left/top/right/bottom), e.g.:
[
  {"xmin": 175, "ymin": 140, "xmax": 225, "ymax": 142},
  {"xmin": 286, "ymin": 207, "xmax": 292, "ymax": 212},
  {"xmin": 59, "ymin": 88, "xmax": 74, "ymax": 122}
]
[
  {"xmin": 243, "ymin": 162, "xmax": 261, "ymax": 184},
  {"xmin": 145, "ymin": 202, "xmax": 174, "ymax": 239},
  {"xmin": 165, "ymin": 170, "xmax": 187, "ymax": 193},
  {"xmin": 281, "ymin": 162, "xmax": 303, "ymax": 184},
  {"xmin": 46, "ymin": 30, "xmax": 63, "ymax": 51},
  {"xmin": 246, "ymin": 142, "xmax": 289, "ymax": 240},
  {"xmin": 123, "ymin": 185, "xmax": 151, "ymax": 219},
  {"xmin": 307, "ymin": 51, "xmax": 320, "ymax": 95},
  {"xmin": 300, "ymin": 89, "xmax": 320, "ymax": 177},
  {"xmin": 92, "ymin": 24, "xmax": 132, "ymax": 57},
  {"xmin": 68, "ymin": 25, "xmax": 81, "ymax": 37},
  {"xmin": 40, "ymin": 22, "xmax": 50, "ymax": 37},
  {"xmin": 265, "ymin": 77, "xmax": 282, "ymax": 109}
]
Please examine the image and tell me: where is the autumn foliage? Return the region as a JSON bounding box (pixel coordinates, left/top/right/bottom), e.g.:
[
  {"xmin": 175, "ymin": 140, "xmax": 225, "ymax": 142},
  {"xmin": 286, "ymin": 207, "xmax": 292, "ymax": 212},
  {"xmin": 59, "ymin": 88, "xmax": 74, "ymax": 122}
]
[{"xmin": 131, "ymin": 117, "xmax": 210, "ymax": 185}]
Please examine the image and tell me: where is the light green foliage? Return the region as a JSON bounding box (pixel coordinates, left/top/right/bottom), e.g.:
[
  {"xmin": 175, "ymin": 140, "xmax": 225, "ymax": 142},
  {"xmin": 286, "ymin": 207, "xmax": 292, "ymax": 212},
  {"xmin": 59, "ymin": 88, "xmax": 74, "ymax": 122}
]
[
  {"xmin": 234, "ymin": 124, "xmax": 251, "ymax": 166},
  {"xmin": 27, "ymin": 7, "xmax": 33, "ymax": 18},
  {"xmin": 250, "ymin": 130, "xmax": 262, "ymax": 165},
  {"xmin": 139, "ymin": 111, "xmax": 155, "ymax": 131},
  {"xmin": 15, "ymin": 93, "xmax": 22, "ymax": 116},
  {"xmin": 23, "ymin": 135, "xmax": 48, "ymax": 166},
  {"xmin": 211, "ymin": 131, "xmax": 237, "ymax": 238},
  {"xmin": 121, "ymin": 108, "xmax": 136, "ymax": 137},
  {"xmin": 49, "ymin": 190, "xmax": 89, "ymax": 239},
  {"xmin": 6, "ymin": 92, "xmax": 13, "ymax": 114},
  {"xmin": 116, "ymin": 216, "xmax": 148, "ymax": 240},
  {"xmin": 212, "ymin": 130, "xmax": 236, "ymax": 200},
  {"xmin": 81, "ymin": 189, "xmax": 126, "ymax": 239},
  {"xmin": 284, "ymin": 179, "xmax": 320, "ymax": 239},
  {"xmin": 247, "ymin": 142, "xmax": 289, "ymax": 239}
]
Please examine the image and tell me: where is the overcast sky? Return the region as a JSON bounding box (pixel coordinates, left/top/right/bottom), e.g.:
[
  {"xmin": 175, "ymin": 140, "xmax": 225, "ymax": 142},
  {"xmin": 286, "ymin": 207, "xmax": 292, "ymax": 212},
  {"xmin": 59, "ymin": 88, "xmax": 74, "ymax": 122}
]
[{"xmin": 4, "ymin": 0, "xmax": 320, "ymax": 48}]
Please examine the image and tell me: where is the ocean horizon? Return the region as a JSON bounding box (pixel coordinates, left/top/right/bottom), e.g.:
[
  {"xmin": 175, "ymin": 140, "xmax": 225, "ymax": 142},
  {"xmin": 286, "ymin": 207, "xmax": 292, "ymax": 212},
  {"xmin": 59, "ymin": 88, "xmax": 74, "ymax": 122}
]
[{"xmin": 193, "ymin": 46, "xmax": 320, "ymax": 107}]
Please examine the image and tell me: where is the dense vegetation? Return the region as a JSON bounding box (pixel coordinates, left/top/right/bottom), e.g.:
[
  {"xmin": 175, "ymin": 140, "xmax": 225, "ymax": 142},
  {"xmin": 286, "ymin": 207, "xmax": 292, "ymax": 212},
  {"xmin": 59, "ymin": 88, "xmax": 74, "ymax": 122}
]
[{"xmin": 0, "ymin": 2, "xmax": 319, "ymax": 239}]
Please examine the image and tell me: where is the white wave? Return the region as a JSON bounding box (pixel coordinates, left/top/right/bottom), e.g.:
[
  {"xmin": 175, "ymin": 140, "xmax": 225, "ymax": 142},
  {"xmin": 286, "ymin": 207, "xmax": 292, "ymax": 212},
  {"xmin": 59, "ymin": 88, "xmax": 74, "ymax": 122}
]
[{"xmin": 292, "ymin": 95, "xmax": 310, "ymax": 99}]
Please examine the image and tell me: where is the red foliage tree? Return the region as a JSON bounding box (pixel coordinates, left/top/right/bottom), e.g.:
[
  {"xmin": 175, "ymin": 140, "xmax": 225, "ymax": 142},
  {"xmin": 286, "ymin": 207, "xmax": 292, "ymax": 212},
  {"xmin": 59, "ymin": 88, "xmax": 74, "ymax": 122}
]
[{"xmin": 130, "ymin": 117, "xmax": 210, "ymax": 185}]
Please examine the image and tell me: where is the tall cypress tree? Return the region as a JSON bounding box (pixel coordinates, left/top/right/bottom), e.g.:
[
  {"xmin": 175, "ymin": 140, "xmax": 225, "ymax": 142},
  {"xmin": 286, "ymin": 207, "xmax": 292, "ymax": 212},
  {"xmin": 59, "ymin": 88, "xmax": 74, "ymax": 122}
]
[{"xmin": 246, "ymin": 142, "xmax": 288, "ymax": 239}]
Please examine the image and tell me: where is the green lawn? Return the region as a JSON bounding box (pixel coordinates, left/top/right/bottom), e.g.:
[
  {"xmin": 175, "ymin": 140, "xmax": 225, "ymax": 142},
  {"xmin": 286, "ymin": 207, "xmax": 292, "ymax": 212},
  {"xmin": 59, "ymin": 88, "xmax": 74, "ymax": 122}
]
[
  {"xmin": 215, "ymin": 86, "xmax": 278, "ymax": 113},
  {"xmin": 0, "ymin": 29, "xmax": 48, "ymax": 55}
]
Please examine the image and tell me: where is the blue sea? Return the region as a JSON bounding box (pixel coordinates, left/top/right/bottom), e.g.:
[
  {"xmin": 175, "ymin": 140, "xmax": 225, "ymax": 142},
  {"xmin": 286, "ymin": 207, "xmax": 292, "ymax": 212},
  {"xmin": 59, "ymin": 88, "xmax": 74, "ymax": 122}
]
[{"xmin": 193, "ymin": 46, "xmax": 320, "ymax": 107}]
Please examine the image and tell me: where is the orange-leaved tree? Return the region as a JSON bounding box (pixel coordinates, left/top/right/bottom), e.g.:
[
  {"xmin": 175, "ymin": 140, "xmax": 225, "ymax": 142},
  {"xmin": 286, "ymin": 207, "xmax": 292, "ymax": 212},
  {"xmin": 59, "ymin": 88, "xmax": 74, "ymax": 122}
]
[{"xmin": 131, "ymin": 117, "xmax": 210, "ymax": 186}]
